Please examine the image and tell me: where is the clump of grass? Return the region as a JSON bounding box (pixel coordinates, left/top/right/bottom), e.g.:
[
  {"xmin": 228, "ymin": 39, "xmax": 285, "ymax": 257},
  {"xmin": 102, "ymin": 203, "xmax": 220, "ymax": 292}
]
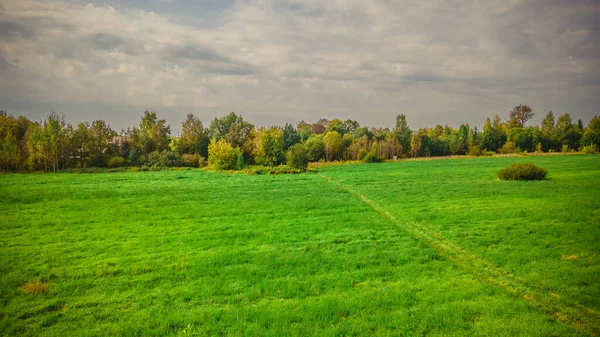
[
  {"xmin": 20, "ymin": 281, "xmax": 48, "ymax": 294},
  {"xmin": 498, "ymin": 163, "xmax": 547, "ymax": 181}
]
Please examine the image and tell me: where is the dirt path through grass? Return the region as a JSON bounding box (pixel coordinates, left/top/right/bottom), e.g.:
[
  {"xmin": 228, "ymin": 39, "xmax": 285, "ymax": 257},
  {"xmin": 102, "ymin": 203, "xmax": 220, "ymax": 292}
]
[{"xmin": 319, "ymin": 172, "xmax": 600, "ymax": 336}]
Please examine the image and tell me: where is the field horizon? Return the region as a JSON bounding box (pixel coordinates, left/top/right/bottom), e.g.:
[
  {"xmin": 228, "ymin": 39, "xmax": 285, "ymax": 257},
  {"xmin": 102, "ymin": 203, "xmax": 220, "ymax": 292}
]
[{"xmin": 1, "ymin": 155, "xmax": 599, "ymax": 336}]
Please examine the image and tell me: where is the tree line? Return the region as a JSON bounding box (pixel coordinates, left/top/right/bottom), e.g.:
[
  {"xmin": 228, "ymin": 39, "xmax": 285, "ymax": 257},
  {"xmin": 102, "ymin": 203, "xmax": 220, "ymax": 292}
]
[{"xmin": 1, "ymin": 105, "xmax": 599, "ymax": 172}]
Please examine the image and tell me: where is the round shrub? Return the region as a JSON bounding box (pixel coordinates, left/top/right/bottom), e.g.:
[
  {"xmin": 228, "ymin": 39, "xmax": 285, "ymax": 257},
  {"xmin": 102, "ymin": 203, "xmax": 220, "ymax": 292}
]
[
  {"xmin": 497, "ymin": 163, "xmax": 547, "ymax": 181},
  {"xmin": 107, "ymin": 156, "xmax": 125, "ymax": 168}
]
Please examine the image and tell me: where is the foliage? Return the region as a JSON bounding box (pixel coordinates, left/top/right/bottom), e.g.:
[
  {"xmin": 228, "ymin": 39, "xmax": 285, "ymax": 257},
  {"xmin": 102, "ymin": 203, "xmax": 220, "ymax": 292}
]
[
  {"xmin": 304, "ymin": 135, "xmax": 325, "ymax": 161},
  {"xmin": 581, "ymin": 116, "xmax": 600, "ymax": 149},
  {"xmin": 285, "ymin": 144, "xmax": 309, "ymax": 170},
  {"xmin": 179, "ymin": 113, "xmax": 209, "ymax": 157},
  {"xmin": 323, "ymin": 131, "xmax": 344, "ymax": 161},
  {"xmin": 181, "ymin": 153, "xmax": 207, "ymax": 167},
  {"xmin": 208, "ymin": 138, "xmax": 243, "ymax": 170},
  {"xmin": 497, "ymin": 163, "xmax": 547, "ymax": 181},
  {"xmin": 362, "ymin": 141, "xmax": 383, "ymax": 163},
  {"xmin": 508, "ymin": 105, "xmax": 534, "ymax": 128},
  {"xmin": 2, "ymin": 109, "xmax": 600, "ymax": 173},
  {"xmin": 394, "ymin": 114, "xmax": 412, "ymax": 157},
  {"xmin": 107, "ymin": 156, "xmax": 125, "ymax": 168},
  {"xmin": 282, "ymin": 123, "xmax": 300, "ymax": 151},
  {"xmin": 146, "ymin": 150, "xmax": 183, "ymax": 167},
  {"xmin": 498, "ymin": 141, "xmax": 516, "ymax": 154},
  {"xmin": 580, "ymin": 145, "xmax": 597, "ymax": 154},
  {"xmin": 254, "ymin": 127, "xmax": 284, "ymax": 166}
]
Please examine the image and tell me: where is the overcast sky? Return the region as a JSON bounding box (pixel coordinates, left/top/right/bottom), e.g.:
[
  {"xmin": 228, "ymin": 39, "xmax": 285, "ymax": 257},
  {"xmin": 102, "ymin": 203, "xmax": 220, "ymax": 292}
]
[{"xmin": 1, "ymin": 0, "xmax": 599, "ymax": 133}]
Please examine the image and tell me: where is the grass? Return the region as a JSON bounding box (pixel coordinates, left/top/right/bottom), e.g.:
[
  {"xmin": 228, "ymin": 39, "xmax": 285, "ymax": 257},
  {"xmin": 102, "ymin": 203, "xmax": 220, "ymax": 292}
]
[{"xmin": 0, "ymin": 154, "xmax": 598, "ymax": 336}]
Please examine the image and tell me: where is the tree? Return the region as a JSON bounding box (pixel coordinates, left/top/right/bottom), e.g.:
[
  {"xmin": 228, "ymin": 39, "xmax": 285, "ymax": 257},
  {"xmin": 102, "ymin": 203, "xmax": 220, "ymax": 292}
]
[
  {"xmin": 88, "ymin": 120, "xmax": 117, "ymax": 167},
  {"xmin": 179, "ymin": 113, "xmax": 209, "ymax": 157},
  {"xmin": 508, "ymin": 105, "xmax": 534, "ymax": 128},
  {"xmin": 209, "ymin": 112, "xmax": 254, "ymax": 160},
  {"xmin": 540, "ymin": 111, "xmax": 557, "ymax": 151},
  {"xmin": 556, "ymin": 113, "xmax": 582, "ymax": 150},
  {"xmin": 323, "ymin": 131, "xmax": 343, "ymax": 161},
  {"xmin": 254, "ymin": 127, "xmax": 284, "ymax": 166},
  {"xmin": 304, "ymin": 135, "xmax": 325, "ymax": 161},
  {"xmin": 286, "ymin": 144, "xmax": 308, "ymax": 170},
  {"xmin": 394, "ymin": 114, "xmax": 412, "ymax": 157},
  {"xmin": 581, "ymin": 116, "xmax": 600, "ymax": 149},
  {"xmin": 282, "ymin": 123, "xmax": 300, "ymax": 151},
  {"xmin": 140, "ymin": 111, "xmax": 171, "ymax": 152},
  {"xmin": 207, "ymin": 138, "xmax": 243, "ymax": 170},
  {"xmin": 0, "ymin": 131, "xmax": 20, "ymax": 171},
  {"xmin": 481, "ymin": 116, "xmax": 506, "ymax": 151}
]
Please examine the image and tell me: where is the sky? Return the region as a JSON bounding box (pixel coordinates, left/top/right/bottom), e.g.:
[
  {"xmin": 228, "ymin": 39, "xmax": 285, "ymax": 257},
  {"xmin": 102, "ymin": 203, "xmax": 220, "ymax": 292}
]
[{"xmin": 1, "ymin": 0, "xmax": 599, "ymax": 133}]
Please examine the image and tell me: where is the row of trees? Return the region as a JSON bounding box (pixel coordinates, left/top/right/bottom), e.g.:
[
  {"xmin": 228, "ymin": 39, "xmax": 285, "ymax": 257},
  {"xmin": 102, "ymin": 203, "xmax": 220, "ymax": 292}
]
[{"xmin": 1, "ymin": 106, "xmax": 599, "ymax": 172}]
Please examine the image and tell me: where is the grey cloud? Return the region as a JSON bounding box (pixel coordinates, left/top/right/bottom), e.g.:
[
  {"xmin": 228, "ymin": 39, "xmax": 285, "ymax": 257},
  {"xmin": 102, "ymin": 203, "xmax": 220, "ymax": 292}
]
[
  {"xmin": 0, "ymin": 20, "xmax": 35, "ymax": 41},
  {"xmin": 88, "ymin": 32, "xmax": 141, "ymax": 55},
  {"xmin": 2, "ymin": 0, "xmax": 599, "ymax": 131},
  {"xmin": 163, "ymin": 42, "xmax": 257, "ymax": 75},
  {"xmin": 165, "ymin": 43, "xmax": 231, "ymax": 63}
]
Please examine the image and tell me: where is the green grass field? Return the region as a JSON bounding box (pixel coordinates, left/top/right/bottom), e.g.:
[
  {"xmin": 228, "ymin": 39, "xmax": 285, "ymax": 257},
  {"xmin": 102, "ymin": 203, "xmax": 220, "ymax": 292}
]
[{"xmin": 1, "ymin": 155, "xmax": 599, "ymax": 336}]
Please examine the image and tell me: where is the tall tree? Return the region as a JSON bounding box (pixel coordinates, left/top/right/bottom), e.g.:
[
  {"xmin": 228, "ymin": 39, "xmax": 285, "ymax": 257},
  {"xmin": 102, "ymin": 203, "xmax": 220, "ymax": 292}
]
[
  {"xmin": 254, "ymin": 127, "xmax": 284, "ymax": 166},
  {"xmin": 581, "ymin": 116, "xmax": 600, "ymax": 149},
  {"xmin": 179, "ymin": 113, "xmax": 209, "ymax": 157},
  {"xmin": 282, "ymin": 123, "xmax": 300, "ymax": 151},
  {"xmin": 394, "ymin": 114, "xmax": 412, "ymax": 157},
  {"xmin": 140, "ymin": 111, "xmax": 171, "ymax": 152},
  {"xmin": 508, "ymin": 105, "xmax": 534, "ymax": 128},
  {"xmin": 556, "ymin": 113, "xmax": 582, "ymax": 150},
  {"xmin": 323, "ymin": 131, "xmax": 344, "ymax": 161},
  {"xmin": 209, "ymin": 112, "xmax": 254, "ymax": 160}
]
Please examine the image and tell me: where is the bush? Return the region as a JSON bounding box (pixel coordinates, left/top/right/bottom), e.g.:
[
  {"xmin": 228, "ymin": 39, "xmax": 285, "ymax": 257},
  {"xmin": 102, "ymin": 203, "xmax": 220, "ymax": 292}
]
[
  {"xmin": 561, "ymin": 144, "xmax": 570, "ymax": 153},
  {"xmin": 580, "ymin": 145, "xmax": 597, "ymax": 154},
  {"xmin": 497, "ymin": 163, "xmax": 547, "ymax": 181},
  {"xmin": 468, "ymin": 145, "xmax": 483, "ymax": 157},
  {"xmin": 362, "ymin": 152, "xmax": 383, "ymax": 163},
  {"xmin": 107, "ymin": 156, "xmax": 125, "ymax": 168},
  {"xmin": 498, "ymin": 142, "xmax": 516, "ymax": 154},
  {"xmin": 286, "ymin": 144, "xmax": 309, "ymax": 170},
  {"xmin": 182, "ymin": 153, "xmax": 207, "ymax": 167},
  {"xmin": 146, "ymin": 150, "xmax": 183, "ymax": 167},
  {"xmin": 208, "ymin": 138, "xmax": 243, "ymax": 170}
]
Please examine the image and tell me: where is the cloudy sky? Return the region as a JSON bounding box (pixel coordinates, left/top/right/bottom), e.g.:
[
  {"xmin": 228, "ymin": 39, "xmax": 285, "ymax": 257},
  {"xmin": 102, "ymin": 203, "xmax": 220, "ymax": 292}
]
[{"xmin": 1, "ymin": 0, "xmax": 599, "ymax": 133}]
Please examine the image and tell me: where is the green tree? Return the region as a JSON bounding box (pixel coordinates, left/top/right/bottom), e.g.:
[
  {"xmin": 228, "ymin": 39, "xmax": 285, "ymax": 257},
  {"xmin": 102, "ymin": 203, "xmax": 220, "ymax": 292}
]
[
  {"xmin": 286, "ymin": 144, "xmax": 308, "ymax": 170},
  {"xmin": 282, "ymin": 123, "xmax": 300, "ymax": 151},
  {"xmin": 209, "ymin": 112, "xmax": 254, "ymax": 160},
  {"xmin": 88, "ymin": 120, "xmax": 117, "ymax": 167},
  {"xmin": 208, "ymin": 138, "xmax": 243, "ymax": 170},
  {"xmin": 394, "ymin": 114, "xmax": 412, "ymax": 157},
  {"xmin": 140, "ymin": 111, "xmax": 171, "ymax": 152},
  {"xmin": 540, "ymin": 111, "xmax": 557, "ymax": 151},
  {"xmin": 179, "ymin": 113, "xmax": 209, "ymax": 157},
  {"xmin": 304, "ymin": 135, "xmax": 325, "ymax": 161},
  {"xmin": 254, "ymin": 127, "xmax": 284, "ymax": 166},
  {"xmin": 323, "ymin": 131, "xmax": 343, "ymax": 161},
  {"xmin": 556, "ymin": 113, "xmax": 582, "ymax": 150},
  {"xmin": 581, "ymin": 116, "xmax": 600, "ymax": 149}
]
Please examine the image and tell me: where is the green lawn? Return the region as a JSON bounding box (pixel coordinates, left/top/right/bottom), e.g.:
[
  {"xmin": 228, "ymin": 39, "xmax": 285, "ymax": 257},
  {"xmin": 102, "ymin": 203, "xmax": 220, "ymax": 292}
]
[{"xmin": 1, "ymin": 155, "xmax": 599, "ymax": 336}]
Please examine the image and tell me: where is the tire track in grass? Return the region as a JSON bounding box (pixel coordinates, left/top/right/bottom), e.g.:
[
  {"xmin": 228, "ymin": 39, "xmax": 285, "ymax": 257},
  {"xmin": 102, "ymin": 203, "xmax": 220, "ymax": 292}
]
[{"xmin": 319, "ymin": 173, "xmax": 600, "ymax": 336}]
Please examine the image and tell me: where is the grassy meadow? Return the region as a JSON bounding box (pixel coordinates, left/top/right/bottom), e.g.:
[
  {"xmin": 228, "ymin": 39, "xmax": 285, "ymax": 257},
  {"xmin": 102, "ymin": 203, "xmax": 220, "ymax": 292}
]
[{"xmin": 1, "ymin": 154, "xmax": 599, "ymax": 336}]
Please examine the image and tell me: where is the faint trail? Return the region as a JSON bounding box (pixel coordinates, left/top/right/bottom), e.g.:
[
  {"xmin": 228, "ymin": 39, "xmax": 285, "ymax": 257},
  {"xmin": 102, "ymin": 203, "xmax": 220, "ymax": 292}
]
[{"xmin": 319, "ymin": 173, "xmax": 600, "ymax": 336}]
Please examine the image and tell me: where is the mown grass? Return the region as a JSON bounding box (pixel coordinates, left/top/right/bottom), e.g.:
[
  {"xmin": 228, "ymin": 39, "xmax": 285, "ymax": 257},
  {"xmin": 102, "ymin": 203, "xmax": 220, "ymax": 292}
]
[{"xmin": 0, "ymin": 155, "xmax": 598, "ymax": 336}]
